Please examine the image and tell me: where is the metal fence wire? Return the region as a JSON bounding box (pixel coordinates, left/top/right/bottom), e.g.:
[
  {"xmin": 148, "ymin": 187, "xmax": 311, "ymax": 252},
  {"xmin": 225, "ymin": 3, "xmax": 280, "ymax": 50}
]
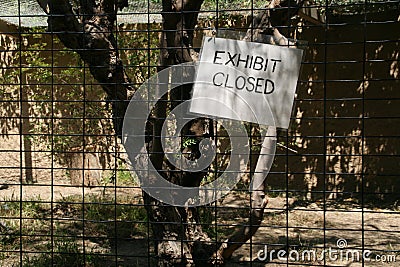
[{"xmin": 0, "ymin": 0, "xmax": 399, "ymax": 266}]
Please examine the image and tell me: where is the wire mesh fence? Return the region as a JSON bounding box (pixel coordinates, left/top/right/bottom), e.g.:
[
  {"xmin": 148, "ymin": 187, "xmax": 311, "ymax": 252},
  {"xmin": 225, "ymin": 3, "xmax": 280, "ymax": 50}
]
[{"xmin": 0, "ymin": 0, "xmax": 399, "ymax": 266}]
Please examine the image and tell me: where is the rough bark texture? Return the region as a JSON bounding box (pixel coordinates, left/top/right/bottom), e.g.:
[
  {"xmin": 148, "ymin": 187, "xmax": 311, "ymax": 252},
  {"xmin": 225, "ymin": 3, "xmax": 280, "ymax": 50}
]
[
  {"xmin": 37, "ymin": 0, "xmax": 304, "ymax": 265},
  {"xmin": 143, "ymin": 1, "xmax": 212, "ymax": 266}
]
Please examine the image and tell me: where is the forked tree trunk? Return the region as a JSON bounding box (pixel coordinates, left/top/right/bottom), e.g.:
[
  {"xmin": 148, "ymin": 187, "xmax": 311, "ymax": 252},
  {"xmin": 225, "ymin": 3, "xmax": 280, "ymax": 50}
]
[
  {"xmin": 37, "ymin": 0, "xmax": 304, "ymax": 265},
  {"xmin": 144, "ymin": 1, "xmax": 211, "ymax": 265}
]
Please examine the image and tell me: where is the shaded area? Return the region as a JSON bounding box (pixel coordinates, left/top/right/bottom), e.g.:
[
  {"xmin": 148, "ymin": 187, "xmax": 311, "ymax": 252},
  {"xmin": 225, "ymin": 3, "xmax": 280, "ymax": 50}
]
[{"xmin": 268, "ymin": 10, "xmax": 400, "ymax": 203}]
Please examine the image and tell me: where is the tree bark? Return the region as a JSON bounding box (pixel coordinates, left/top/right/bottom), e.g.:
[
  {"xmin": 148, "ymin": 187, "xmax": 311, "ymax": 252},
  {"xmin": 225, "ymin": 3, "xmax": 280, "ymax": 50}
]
[
  {"xmin": 21, "ymin": 73, "xmax": 34, "ymax": 184},
  {"xmin": 37, "ymin": 0, "xmax": 304, "ymax": 265},
  {"xmin": 37, "ymin": 0, "xmax": 209, "ymax": 265},
  {"xmin": 142, "ymin": 1, "xmax": 213, "ymax": 266}
]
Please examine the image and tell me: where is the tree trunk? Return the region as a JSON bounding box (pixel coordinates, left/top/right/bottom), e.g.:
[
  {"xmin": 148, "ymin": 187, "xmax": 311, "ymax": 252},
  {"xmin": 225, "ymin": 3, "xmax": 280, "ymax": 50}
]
[
  {"xmin": 143, "ymin": 1, "xmax": 213, "ymax": 265},
  {"xmin": 20, "ymin": 73, "xmax": 34, "ymax": 184},
  {"xmin": 37, "ymin": 0, "xmax": 304, "ymax": 265}
]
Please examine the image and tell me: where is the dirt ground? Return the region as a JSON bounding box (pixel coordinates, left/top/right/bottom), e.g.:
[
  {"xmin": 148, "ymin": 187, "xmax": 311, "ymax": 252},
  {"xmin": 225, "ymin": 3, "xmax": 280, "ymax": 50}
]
[{"xmin": 1, "ymin": 134, "xmax": 399, "ymax": 266}]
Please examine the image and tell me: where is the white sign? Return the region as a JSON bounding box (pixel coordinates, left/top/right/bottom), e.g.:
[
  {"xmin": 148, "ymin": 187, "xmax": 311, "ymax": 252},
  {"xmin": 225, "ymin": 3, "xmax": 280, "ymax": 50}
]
[{"xmin": 190, "ymin": 37, "xmax": 303, "ymax": 129}]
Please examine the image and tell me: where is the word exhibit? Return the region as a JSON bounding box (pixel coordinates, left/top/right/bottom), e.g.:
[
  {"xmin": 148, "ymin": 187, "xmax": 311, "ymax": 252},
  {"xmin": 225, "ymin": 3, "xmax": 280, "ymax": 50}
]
[{"xmin": 211, "ymin": 51, "xmax": 282, "ymax": 94}]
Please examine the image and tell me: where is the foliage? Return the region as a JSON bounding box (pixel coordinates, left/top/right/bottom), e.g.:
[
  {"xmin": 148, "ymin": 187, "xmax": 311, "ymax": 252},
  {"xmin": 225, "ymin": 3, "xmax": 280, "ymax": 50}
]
[
  {"xmin": 0, "ymin": 25, "xmax": 160, "ymax": 166},
  {"xmin": 0, "ymin": 195, "xmax": 50, "ymax": 256},
  {"xmin": 0, "ymin": 193, "xmax": 148, "ymax": 266},
  {"xmin": 132, "ymin": 0, "xmax": 267, "ymax": 10},
  {"xmin": 22, "ymin": 239, "xmax": 102, "ymax": 267},
  {"xmin": 201, "ymin": 0, "xmax": 267, "ymax": 10},
  {"xmin": 182, "ymin": 137, "xmax": 198, "ymax": 148},
  {"xmin": 310, "ymin": 0, "xmax": 399, "ymax": 15},
  {"xmin": 0, "ymin": 28, "xmax": 115, "ymax": 165},
  {"xmin": 52, "ymin": 193, "xmax": 148, "ymax": 236},
  {"xmin": 137, "ymin": 0, "xmax": 398, "ymax": 14},
  {"xmin": 116, "ymin": 162, "xmax": 138, "ymax": 185},
  {"xmin": 117, "ymin": 24, "xmax": 160, "ymax": 85}
]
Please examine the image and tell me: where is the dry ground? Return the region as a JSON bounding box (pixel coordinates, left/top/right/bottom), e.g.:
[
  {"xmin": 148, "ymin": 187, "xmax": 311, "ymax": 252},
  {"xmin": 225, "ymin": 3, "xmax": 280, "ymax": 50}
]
[{"xmin": 1, "ymin": 134, "xmax": 399, "ymax": 267}]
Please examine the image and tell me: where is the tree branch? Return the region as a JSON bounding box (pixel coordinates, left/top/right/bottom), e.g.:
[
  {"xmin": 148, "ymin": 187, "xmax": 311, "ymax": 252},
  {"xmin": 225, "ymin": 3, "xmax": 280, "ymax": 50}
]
[
  {"xmin": 213, "ymin": 0, "xmax": 304, "ymax": 263},
  {"xmin": 37, "ymin": 0, "xmax": 133, "ymax": 135}
]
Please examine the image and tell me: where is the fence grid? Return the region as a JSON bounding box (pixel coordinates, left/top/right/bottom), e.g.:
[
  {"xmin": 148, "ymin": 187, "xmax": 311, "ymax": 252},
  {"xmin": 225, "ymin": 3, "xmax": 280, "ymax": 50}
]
[{"xmin": 0, "ymin": 0, "xmax": 399, "ymax": 266}]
